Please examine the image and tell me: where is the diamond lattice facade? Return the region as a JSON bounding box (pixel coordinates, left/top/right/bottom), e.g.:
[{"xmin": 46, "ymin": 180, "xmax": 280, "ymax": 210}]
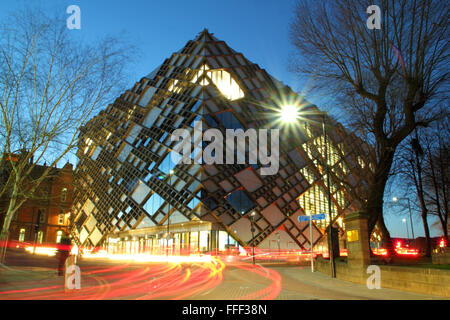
[{"xmin": 69, "ymin": 30, "xmax": 374, "ymax": 255}]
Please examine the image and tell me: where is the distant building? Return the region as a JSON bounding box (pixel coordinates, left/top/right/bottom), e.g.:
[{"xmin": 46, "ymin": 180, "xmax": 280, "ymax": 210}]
[
  {"xmin": 0, "ymin": 161, "xmax": 74, "ymax": 245},
  {"xmin": 70, "ymin": 30, "xmax": 374, "ymax": 255}
]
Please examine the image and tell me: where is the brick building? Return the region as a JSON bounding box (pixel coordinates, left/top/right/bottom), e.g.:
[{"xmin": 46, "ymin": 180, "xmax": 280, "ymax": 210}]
[{"xmin": 0, "ymin": 162, "xmax": 74, "ymax": 246}]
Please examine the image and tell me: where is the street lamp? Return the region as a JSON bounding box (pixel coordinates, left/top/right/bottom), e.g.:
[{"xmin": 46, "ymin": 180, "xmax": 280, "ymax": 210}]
[
  {"xmin": 250, "ymin": 211, "xmax": 256, "ymax": 265},
  {"xmin": 279, "ymin": 105, "xmax": 336, "ymax": 278},
  {"xmin": 167, "ymin": 169, "xmax": 174, "ymax": 256},
  {"xmin": 393, "ymin": 197, "xmax": 414, "ymax": 240}
]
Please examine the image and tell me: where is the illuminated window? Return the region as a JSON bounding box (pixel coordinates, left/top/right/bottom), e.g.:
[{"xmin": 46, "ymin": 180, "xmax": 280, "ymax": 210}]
[
  {"xmin": 301, "ymin": 123, "xmax": 313, "ymax": 138},
  {"xmin": 191, "ymin": 64, "xmax": 244, "ymax": 100},
  {"xmin": 19, "ymin": 228, "xmax": 26, "ymax": 242},
  {"xmin": 168, "ymin": 79, "xmax": 183, "ymax": 94},
  {"xmin": 300, "ymin": 166, "xmax": 316, "ymax": 184},
  {"xmin": 338, "ymin": 161, "xmax": 349, "ymax": 175},
  {"xmin": 302, "ymin": 142, "xmax": 315, "ymax": 160},
  {"xmin": 84, "ymin": 138, "xmax": 93, "ymax": 154},
  {"xmin": 298, "ymin": 184, "xmax": 338, "ymax": 230},
  {"xmin": 61, "ymin": 188, "xmax": 68, "ymax": 202},
  {"xmin": 190, "ymin": 232, "xmax": 199, "ymax": 253},
  {"xmin": 56, "ymin": 230, "xmax": 63, "ymax": 244},
  {"xmin": 322, "ymin": 174, "xmax": 339, "ymax": 193},
  {"xmin": 312, "ymin": 135, "xmax": 341, "ymax": 166},
  {"xmin": 191, "ymin": 64, "xmax": 210, "ymax": 85},
  {"xmin": 37, "ymin": 231, "xmax": 44, "ymax": 244},
  {"xmin": 208, "ymin": 69, "xmax": 244, "ymax": 100},
  {"xmin": 357, "ymin": 156, "xmax": 365, "ymax": 168},
  {"xmin": 333, "ymin": 189, "xmax": 348, "ymax": 209},
  {"xmin": 39, "ymin": 209, "xmax": 46, "ymax": 223},
  {"xmin": 199, "ymin": 231, "xmax": 209, "ymax": 252}
]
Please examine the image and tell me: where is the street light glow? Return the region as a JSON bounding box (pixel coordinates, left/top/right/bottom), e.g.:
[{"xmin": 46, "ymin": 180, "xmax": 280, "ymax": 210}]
[
  {"xmin": 280, "ymin": 104, "xmax": 298, "ymax": 123},
  {"xmin": 393, "ymin": 196, "xmax": 399, "ymax": 202}
]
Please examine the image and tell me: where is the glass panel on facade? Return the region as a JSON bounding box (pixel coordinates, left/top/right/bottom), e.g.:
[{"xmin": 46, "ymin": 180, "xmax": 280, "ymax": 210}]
[
  {"xmin": 187, "ymin": 196, "xmax": 200, "ymax": 209},
  {"xmin": 215, "ymin": 111, "xmax": 244, "ymax": 130},
  {"xmin": 298, "ymin": 184, "xmax": 338, "ymax": 230},
  {"xmin": 225, "ymin": 189, "xmax": 255, "ymax": 214},
  {"xmin": 142, "ymin": 192, "xmax": 164, "ymax": 216},
  {"xmin": 157, "ymin": 154, "xmax": 176, "ymax": 174}
]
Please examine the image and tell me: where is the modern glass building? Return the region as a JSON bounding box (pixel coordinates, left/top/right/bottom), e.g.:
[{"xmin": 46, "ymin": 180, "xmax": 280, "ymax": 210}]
[{"xmin": 69, "ymin": 30, "xmax": 374, "ymax": 255}]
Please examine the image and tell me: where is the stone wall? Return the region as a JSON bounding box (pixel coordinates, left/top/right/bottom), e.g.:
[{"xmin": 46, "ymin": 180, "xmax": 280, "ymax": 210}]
[
  {"xmin": 432, "ymin": 248, "xmax": 450, "ymax": 265},
  {"xmin": 316, "ymin": 257, "xmax": 450, "ymax": 298}
]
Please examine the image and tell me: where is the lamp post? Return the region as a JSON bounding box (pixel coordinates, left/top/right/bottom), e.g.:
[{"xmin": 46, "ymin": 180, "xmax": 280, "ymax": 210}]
[
  {"xmin": 402, "ymin": 218, "xmax": 410, "ymax": 240},
  {"xmin": 166, "ymin": 169, "xmax": 174, "ymax": 256},
  {"xmin": 321, "ymin": 114, "xmax": 336, "ymax": 278},
  {"xmin": 279, "ymin": 105, "xmax": 336, "ymax": 278},
  {"xmin": 393, "ymin": 197, "xmax": 414, "ymax": 240},
  {"xmin": 276, "ymin": 232, "xmax": 281, "ymax": 255},
  {"xmin": 250, "ymin": 211, "xmax": 256, "ymax": 265}
]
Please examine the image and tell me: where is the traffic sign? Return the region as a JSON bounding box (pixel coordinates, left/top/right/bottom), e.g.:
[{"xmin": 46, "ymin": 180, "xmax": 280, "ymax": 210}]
[
  {"xmin": 298, "ymin": 213, "xmax": 326, "ymax": 222},
  {"xmin": 298, "ymin": 213, "xmax": 326, "ymax": 273}
]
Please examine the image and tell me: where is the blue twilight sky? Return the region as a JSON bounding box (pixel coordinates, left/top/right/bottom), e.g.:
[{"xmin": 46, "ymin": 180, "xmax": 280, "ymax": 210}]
[{"xmin": 0, "ymin": 0, "xmax": 442, "ymax": 238}]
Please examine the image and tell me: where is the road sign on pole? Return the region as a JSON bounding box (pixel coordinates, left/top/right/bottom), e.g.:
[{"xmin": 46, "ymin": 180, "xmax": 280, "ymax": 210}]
[
  {"xmin": 298, "ymin": 213, "xmax": 326, "ymax": 272},
  {"xmin": 298, "ymin": 213, "xmax": 326, "ymax": 222}
]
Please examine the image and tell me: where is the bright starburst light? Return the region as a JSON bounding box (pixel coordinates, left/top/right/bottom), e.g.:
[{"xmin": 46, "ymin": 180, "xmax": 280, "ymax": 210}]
[{"xmin": 280, "ymin": 104, "xmax": 298, "ymax": 123}]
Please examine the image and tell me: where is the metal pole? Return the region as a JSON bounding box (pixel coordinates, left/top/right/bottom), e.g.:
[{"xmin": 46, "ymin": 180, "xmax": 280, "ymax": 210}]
[
  {"xmin": 33, "ymin": 209, "xmax": 42, "ymax": 255},
  {"xmin": 405, "ymin": 220, "xmax": 410, "ymax": 240},
  {"xmin": 166, "ymin": 173, "xmax": 171, "ymax": 257},
  {"xmin": 251, "ymin": 221, "xmax": 255, "ymax": 265},
  {"xmin": 407, "ymin": 198, "xmax": 415, "ymax": 240},
  {"xmin": 322, "ymin": 114, "xmax": 336, "ymax": 278}
]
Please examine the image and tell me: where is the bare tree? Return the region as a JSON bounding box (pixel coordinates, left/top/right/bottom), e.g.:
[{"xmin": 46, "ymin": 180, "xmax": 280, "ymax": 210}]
[
  {"xmin": 289, "ymin": 0, "xmax": 449, "ymax": 252},
  {"xmin": 395, "ymin": 112, "xmax": 449, "ymax": 255},
  {"xmin": 423, "ymin": 119, "xmax": 449, "ymax": 246},
  {"xmin": 0, "ymin": 7, "xmax": 134, "ymax": 262},
  {"xmin": 397, "ymin": 130, "xmax": 432, "ymax": 256}
]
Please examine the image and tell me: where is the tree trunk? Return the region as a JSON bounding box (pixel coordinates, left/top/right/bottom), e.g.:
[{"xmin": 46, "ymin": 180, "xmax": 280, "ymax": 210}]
[
  {"xmin": 414, "ymin": 148, "xmax": 432, "ymax": 257},
  {"xmin": 367, "ymin": 148, "xmax": 396, "ymax": 255},
  {"xmin": 421, "ymin": 213, "xmax": 432, "ymax": 255},
  {"xmin": 439, "ymin": 215, "xmax": 449, "ymax": 247},
  {"xmin": 0, "ymin": 184, "xmax": 19, "ymax": 264},
  {"xmin": 0, "ymin": 231, "xmax": 9, "ymax": 264},
  {"xmin": 377, "ymin": 213, "xmax": 394, "ymax": 256}
]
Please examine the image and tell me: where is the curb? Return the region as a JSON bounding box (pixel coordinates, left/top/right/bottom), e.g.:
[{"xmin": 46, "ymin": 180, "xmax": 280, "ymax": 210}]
[{"xmin": 0, "ymin": 262, "xmax": 28, "ymax": 273}]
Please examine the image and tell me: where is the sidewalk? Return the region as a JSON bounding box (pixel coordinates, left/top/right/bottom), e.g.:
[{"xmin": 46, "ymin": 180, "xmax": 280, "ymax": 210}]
[
  {"xmin": 0, "ymin": 262, "xmax": 59, "ymax": 285},
  {"xmin": 272, "ymin": 266, "xmax": 448, "ymax": 300},
  {"xmin": 189, "ymin": 264, "xmax": 448, "ymax": 300}
]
